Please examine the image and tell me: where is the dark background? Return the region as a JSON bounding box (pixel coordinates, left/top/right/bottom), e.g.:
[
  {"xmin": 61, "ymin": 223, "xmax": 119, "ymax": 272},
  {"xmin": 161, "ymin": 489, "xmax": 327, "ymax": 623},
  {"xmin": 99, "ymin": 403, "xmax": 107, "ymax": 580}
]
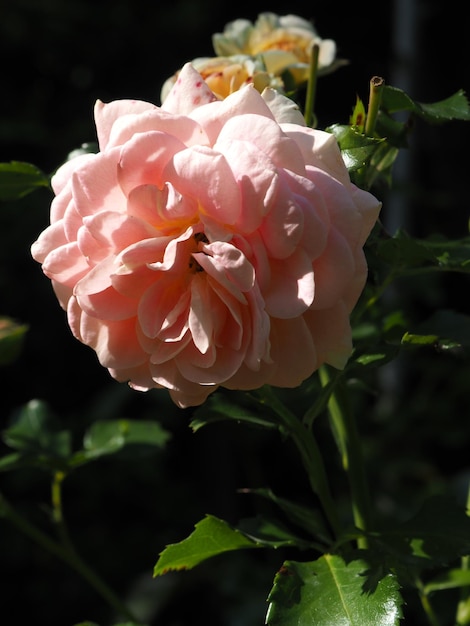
[{"xmin": 1, "ymin": 1, "xmax": 470, "ymax": 624}]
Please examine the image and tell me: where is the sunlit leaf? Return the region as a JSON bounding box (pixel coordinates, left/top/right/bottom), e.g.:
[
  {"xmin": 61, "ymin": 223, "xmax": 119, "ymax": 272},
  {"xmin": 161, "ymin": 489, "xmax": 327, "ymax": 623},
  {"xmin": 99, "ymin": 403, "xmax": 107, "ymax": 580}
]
[
  {"xmin": 327, "ymin": 124, "xmax": 382, "ymax": 172},
  {"xmin": 266, "ymin": 554, "xmax": 403, "ymax": 625},
  {"xmin": 401, "ymin": 332, "xmax": 439, "ymax": 347},
  {"xmin": 382, "ymin": 86, "xmax": 470, "ymax": 123},
  {"xmin": 349, "ymin": 96, "xmax": 366, "ymax": 132},
  {"xmin": 153, "ymin": 514, "xmax": 260, "ymax": 576}
]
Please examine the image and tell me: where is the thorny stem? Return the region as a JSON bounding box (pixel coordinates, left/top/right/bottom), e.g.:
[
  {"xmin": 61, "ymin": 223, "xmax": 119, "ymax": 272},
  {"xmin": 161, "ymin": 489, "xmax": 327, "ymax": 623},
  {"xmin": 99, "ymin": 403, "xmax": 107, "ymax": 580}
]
[
  {"xmin": 0, "ymin": 491, "xmax": 143, "ymax": 625},
  {"xmin": 259, "ymin": 386, "xmax": 341, "ymax": 539},
  {"xmin": 304, "ymin": 43, "xmax": 320, "ymax": 128},
  {"xmin": 319, "ymin": 365, "xmax": 373, "ymax": 549},
  {"xmin": 364, "ymin": 75, "xmax": 385, "ymax": 136}
]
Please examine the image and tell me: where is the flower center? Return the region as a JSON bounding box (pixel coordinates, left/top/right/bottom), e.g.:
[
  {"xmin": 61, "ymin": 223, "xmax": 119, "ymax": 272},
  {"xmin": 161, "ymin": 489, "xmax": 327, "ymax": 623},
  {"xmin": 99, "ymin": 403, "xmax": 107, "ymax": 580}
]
[{"xmin": 188, "ymin": 232, "xmax": 209, "ymax": 273}]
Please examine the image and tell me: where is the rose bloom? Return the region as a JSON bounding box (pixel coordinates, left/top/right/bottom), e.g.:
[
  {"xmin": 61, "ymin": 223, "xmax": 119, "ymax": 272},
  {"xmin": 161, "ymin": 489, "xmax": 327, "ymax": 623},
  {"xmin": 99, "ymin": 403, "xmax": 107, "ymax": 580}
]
[
  {"xmin": 160, "ymin": 55, "xmax": 283, "ymax": 105},
  {"xmin": 31, "ymin": 63, "xmax": 380, "ymax": 408},
  {"xmin": 212, "ymin": 12, "xmax": 345, "ymax": 82}
]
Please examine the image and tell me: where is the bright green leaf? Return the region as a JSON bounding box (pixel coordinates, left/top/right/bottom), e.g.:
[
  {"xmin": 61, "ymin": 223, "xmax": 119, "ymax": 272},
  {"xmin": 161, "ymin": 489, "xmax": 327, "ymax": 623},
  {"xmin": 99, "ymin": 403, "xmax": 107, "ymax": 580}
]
[
  {"xmin": 327, "ymin": 124, "xmax": 382, "ymax": 172},
  {"xmin": 349, "ymin": 96, "xmax": 366, "ymax": 132},
  {"xmin": 153, "ymin": 514, "xmax": 260, "ymax": 576},
  {"xmin": 0, "ymin": 161, "xmax": 50, "ymax": 201},
  {"xmin": 265, "ymin": 554, "xmax": 403, "ymax": 625},
  {"xmin": 401, "ymin": 332, "xmax": 439, "ymax": 347},
  {"xmin": 381, "ymin": 86, "xmax": 470, "ymax": 123}
]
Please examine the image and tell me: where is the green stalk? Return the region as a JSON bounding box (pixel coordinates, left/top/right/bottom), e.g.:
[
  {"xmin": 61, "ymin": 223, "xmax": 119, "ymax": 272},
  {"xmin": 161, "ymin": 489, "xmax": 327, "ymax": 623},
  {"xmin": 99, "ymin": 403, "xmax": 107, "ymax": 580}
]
[
  {"xmin": 456, "ymin": 481, "xmax": 470, "ymax": 624},
  {"xmin": 0, "ymin": 491, "xmax": 143, "ymax": 625},
  {"xmin": 364, "ymin": 75, "xmax": 385, "ymax": 137},
  {"xmin": 304, "ymin": 43, "xmax": 320, "ymax": 128},
  {"xmin": 319, "ymin": 365, "xmax": 372, "ymax": 549},
  {"xmin": 416, "ymin": 577, "xmax": 441, "ymax": 626},
  {"xmin": 51, "ymin": 470, "xmax": 75, "ymax": 553},
  {"xmin": 260, "ymin": 386, "xmax": 341, "ymax": 539}
]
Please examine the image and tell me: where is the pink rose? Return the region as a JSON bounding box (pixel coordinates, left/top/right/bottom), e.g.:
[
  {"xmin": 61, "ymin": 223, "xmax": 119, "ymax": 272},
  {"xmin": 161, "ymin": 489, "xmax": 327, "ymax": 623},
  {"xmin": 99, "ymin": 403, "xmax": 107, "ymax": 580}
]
[{"xmin": 31, "ymin": 63, "xmax": 380, "ymax": 408}]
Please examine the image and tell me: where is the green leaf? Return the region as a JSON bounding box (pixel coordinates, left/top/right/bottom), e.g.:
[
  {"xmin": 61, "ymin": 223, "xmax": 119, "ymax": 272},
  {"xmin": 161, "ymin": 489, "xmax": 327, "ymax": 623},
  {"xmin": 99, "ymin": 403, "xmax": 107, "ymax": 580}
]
[
  {"xmin": 424, "ymin": 568, "xmax": 470, "ymax": 593},
  {"xmin": 71, "ymin": 419, "xmax": 171, "ymax": 465},
  {"xmin": 190, "ymin": 391, "xmax": 278, "ymax": 432},
  {"xmin": 237, "ymin": 514, "xmax": 319, "ymax": 550},
  {"xmin": 401, "ymin": 332, "xmax": 440, "ymax": 347},
  {"xmin": 382, "ymin": 86, "xmax": 470, "ymax": 123},
  {"xmin": 414, "ymin": 309, "xmax": 470, "ymax": 349},
  {"xmin": 372, "ymin": 231, "xmax": 470, "ymax": 276},
  {"xmin": 364, "ymin": 141, "xmax": 399, "ymax": 189},
  {"xmin": 266, "ymin": 554, "xmax": 403, "ymax": 625},
  {"xmin": 0, "ymin": 161, "xmax": 50, "ymax": 201},
  {"xmin": 153, "ymin": 514, "xmax": 260, "ymax": 576},
  {"xmin": 3, "ymin": 400, "xmax": 71, "ymax": 460},
  {"xmin": 243, "ymin": 488, "xmax": 332, "ymax": 545},
  {"xmin": 349, "ymin": 96, "xmax": 366, "ymax": 132},
  {"xmin": 397, "ymin": 496, "xmax": 470, "ymax": 564},
  {"xmin": 0, "ymin": 451, "xmax": 25, "ymax": 472},
  {"xmin": 327, "ymin": 124, "xmax": 382, "ymax": 172},
  {"xmin": 0, "ymin": 317, "xmax": 28, "ymax": 365},
  {"xmin": 372, "ymin": 495, "xmax": 470, "ymax": 575}
]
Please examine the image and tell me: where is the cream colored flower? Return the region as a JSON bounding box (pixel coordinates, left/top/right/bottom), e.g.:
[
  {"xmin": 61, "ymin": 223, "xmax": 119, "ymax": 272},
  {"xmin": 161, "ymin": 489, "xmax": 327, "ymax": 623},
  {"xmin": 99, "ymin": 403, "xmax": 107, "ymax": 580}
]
[{"xmin": 212, "ymin": 12, "xmax": 345, "ymax": 85}]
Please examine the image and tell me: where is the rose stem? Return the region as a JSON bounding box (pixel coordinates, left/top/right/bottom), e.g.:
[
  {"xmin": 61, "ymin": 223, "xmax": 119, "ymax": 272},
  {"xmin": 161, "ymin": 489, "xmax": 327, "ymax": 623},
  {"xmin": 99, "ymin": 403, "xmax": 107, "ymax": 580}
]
[{"xmin": 304, "ymin": 43, "xmax": 320, "ymax": 128}]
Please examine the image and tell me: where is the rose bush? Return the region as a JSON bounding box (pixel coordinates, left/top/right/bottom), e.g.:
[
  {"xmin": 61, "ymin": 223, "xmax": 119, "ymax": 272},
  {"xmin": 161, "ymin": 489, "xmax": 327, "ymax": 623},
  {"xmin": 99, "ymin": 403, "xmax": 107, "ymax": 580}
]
[{"xmin": 31, "ymin": 63, "xmax": 380, "ymax": 408}]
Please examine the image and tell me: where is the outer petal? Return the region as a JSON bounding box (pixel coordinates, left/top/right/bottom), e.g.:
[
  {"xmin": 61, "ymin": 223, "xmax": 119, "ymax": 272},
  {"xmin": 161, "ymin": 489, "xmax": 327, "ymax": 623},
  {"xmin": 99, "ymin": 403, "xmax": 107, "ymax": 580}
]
[
  {"xmin": 72, "ymin": 148, "xmax": 126, "ymax": 218},
  {"xmin": 303, "ymin": 301, "xmax": 353, "ymax": 369},
  {"xmin": 261, "ymin": 87, "xmax": 306, "ymax": 125},
  {"xmin": 94, "ymin": 99, "xmax": 157, "ymax": 150},
  {"xmin": 68, "ymin": 298, "xmax": 146, "ymax": 369},
  {"xmin": 161, "ymin": 63, "xmax": 218, "ymax": 115},
  {"xmin": 267, "ymin": 316, "xmax": 317, "ymax": 386}
]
